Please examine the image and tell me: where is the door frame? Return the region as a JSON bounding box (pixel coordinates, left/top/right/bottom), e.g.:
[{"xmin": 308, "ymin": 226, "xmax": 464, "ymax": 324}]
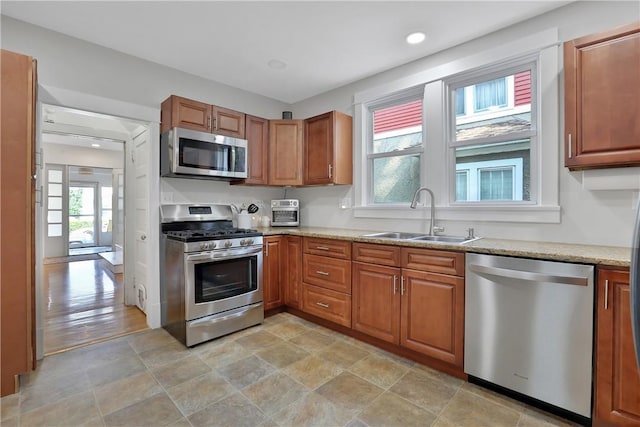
[{"xmin": 35, "ymin": 85, "xmax": 160, "ymax": 359}]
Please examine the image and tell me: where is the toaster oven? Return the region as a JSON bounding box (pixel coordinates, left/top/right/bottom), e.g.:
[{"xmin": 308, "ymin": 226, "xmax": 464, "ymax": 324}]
[{"xmin": 271, "ymin": 199, "xmax": 299, "ymax": 227}]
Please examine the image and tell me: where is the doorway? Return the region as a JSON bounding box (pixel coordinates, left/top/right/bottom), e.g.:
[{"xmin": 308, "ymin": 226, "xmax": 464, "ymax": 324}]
[{"xmin": 39, "ymin": 104, "xmax": 148, "ymax": 354}]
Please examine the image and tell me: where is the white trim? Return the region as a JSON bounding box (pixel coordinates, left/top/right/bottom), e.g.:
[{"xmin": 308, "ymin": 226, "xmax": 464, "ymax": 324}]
[{"xmin": 353, "ymin": 28, "xmax": 558, "ymax": 104}]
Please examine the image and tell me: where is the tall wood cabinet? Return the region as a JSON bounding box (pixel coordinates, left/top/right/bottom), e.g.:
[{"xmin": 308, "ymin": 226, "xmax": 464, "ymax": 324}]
[
  {"xmin": 304, "ymin": 111, "xmax": 353, "ymax": 185},
  {"xmin": 1, "ymin": 49, "xmax": 36, "ymax": 396},
  {"xmin": 268, "ymin": 120, "xmax": 304, "ymax": 185},
  {"xmin": 160, "ymin": 95, "xmax": 246, "ymax": 138},
  {"xmin": 594, "ymin": 267, "xmax": 640, "ymax": 425},
  {"xmin": 564, "ymin": 22, "xmax": 640, "ymax": 170},
  {"xmin": 352, "ymin": 243, "xmax": 465, "ymax": 367}
]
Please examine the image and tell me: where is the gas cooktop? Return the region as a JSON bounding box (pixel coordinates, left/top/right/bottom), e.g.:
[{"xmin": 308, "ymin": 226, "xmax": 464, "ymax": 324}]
[{"xmin": 165, "ymin": 228, "xmax": 261, "ymax": 242}]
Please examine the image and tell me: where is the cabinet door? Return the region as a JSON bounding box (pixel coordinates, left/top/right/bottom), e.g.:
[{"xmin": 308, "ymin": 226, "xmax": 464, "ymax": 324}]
[
  {"xmin": 401, "ymin": 269, "xmax": 464, "ymax": 367},
  {"xmin": 564, "ymin": 22, "xmax": 640, "ymax": 169},
  {"xmin": 161, "ymin": 95, "xmax": 212, "ymax": 133},
  {"xmin": 263, "ymin": 237, "xmax": 284, "ymax": 310},
  {"xmin": 212, "ymin": 105, "xmax": 245, "ymax": 139},
  {"xmin": 304, "ymin": 111, "xmax": 353, "ymax": 185},
  {"xmin": 352, "ymin": 262, "xmax": 401, "ymax": 344},
  {"xmin": 595, "ymin": 268, "xmax": 640, "ymax": 425},
  {"xmin": 285, "ymin": 236, "xmax": 302, "ymax": 308},
  {"xmin": 268, "ymin": 120, "xmax": 304, "ymax": 185},
  {"xmin": 243, "ymin": 115, "xmax": 269, "ymax": 185}
]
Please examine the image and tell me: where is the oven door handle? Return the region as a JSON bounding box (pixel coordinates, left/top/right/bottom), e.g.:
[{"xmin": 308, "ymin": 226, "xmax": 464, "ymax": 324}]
[
  {"xmin": 188, "ymin": 302, "xmax": 264, "ymax": 328},
  {"xmin": 186, "ymin": 246, "xmax": 263, "ymax": 263}
]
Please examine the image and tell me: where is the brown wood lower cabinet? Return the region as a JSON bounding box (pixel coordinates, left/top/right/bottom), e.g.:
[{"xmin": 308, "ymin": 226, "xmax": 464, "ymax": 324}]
[
  {"xmin": 352, "ymin": 243, "xmax": 465, "ymax": 368},
  {"xmin": 263, "ymin": 236, "xmax": 284, "ymax": 310},
  {"xmin": 284, "ymin": 236, "xmax": 302, "ymax": 309},
  {"xmin": 301, "ymin": 284, "xmax": 351, "ymax": 327},
  {"xmin": 594, "ymin": 268, "xmax": 640, "ymax": 426}
]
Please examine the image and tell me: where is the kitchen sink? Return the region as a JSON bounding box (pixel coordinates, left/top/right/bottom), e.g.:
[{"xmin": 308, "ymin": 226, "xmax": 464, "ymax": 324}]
[
  {"xmin": 360, "ymin": 232, "xmax": 480, "ymax": 244},
  {"xmin": 361, "ymin": 232, "xmax": 428, "ymax": 240},
  {"xmin": 410, "ymin": 235, "xmax": 480, "ymax": 244}
]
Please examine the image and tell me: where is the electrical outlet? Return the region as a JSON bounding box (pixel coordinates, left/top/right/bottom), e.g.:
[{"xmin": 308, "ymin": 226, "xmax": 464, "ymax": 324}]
[{"xmin": 339, "ymin": 198, "xmax": 351, "ymax": 209}]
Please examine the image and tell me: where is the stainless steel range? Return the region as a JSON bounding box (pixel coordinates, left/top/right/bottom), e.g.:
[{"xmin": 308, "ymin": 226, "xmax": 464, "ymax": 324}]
[{"xmin": 160, "ymin": 204, "xmax": 263, "ymax": 347}]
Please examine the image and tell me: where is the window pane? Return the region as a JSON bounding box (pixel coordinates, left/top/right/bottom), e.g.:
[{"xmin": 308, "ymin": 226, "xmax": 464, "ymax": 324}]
[
  {"xmin": 48, "ymin": 183, "xmax": 62, "ymax": 196},
  {"xmin": 455, "ymin": 139, "xmax": 530, "ymax": 201},
  {"xmin": 48, "ymin": 210, "xmax": 62, "ymax": 223},
  {"xmin": 48, "ymin": 169, "xmax": 62, "ymax": 182},
  {"xmin": 456, "ymin": 171, "xmax": 469, "ymax": 201},
  {"xmin": 372, "ymin": 155, "xmax": 420, "ymax": 203},
  {"xmin": 474, "ymin": 78, "xmax": 507, "ymax": 111},
  {"xmin": 373, "ymin": 99, "xmax": 422, "ymax": 153},
  {"xmin": 455, "ymin": 88, "xmax": 465, "ymax": 116},
  {"xmin": 101, "ymin": 187, "xmax": 113, "ymax": 209},
  {"xmin": 455, "ymin": 71, "xmax": 531, "ymax": 142},
  {"xmin": 48, "ymin": 224, "xmax": 62, "ymax": 237},
  {"xmin": 480, "ymin": 168, "xmax": 513, "ymax": 200},
  {"xmin": 48, "ymin": 197, "xmax": 62, "ymax": 210}
]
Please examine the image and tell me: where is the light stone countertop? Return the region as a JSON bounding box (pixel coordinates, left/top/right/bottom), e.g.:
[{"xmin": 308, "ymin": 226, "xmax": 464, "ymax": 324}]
[{"xmin": 258, "ymin": 226, "xmax": 631, "ymax": 268}]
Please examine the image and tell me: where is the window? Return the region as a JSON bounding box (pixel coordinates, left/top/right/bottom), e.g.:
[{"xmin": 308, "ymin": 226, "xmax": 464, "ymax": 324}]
[
  {"xmin": 449, "ymin": 64, "xmax": 535, "ymax": 203},
  {"xmin": 354, "ymin": 30, "xmax": 559, "ymax": 223},
  {"xmin": 46, "ymin": 166, "xmax": 64, "ymax": 237},
  {"xmin": 367, "ymin": 95, "xmax": 423, "ymax": 204}
]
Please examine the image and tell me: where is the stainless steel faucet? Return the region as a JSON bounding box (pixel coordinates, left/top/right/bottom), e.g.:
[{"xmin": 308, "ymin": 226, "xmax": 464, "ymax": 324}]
[{"xmin": 410, "ymin": 187, "xmax": 443, "ymax": 236}]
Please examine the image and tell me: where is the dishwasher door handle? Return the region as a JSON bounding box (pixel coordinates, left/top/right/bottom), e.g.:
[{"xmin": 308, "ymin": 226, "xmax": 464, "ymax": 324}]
[{"xmin": 468, "ymin": 263, "xmax": 589, "ymax": 286}]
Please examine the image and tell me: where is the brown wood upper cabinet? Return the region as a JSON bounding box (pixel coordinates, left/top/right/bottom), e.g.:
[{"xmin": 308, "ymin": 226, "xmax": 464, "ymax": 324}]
[
  {"xmin": 304, "ymin": 111, "xmax": 353, "ymax": 185},
  {"xmin": 268, "ymin": 119, "xmax": 304, "ymax": 186},
  {"xmin": 160, "ymin": 95, "xmax": 246, "ymax": 139},
  {"xmin": 594, "ymin": 267, "xmax": 640, "ymax": 425},
  {"xmin": 564, "ymin": 22, "xmax": 640, "ymax": 170},
  {"xmin": 243, "ymin": 115, "xmax": 269, "ymax": 185}
]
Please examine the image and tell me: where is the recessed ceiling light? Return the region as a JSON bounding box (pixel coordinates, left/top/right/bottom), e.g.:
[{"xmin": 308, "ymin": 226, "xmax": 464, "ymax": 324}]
[
  {"xmin": 91, "ymin": 143, "xmax": 101, "ymax": 148},
  {"xmin": 268, "ymin": 59, "xmax": 287, "ymax": 70},
  {"xmin": 406, "ymin": 32, "xmax": 426, "ymax": 45}
]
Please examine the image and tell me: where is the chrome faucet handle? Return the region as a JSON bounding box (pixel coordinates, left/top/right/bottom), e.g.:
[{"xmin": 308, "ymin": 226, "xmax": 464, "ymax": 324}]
[
  {"xmin": 433, "ymin": 226, "xmax": 445, "ymax": 234},
  {"xmin": 467, "ymin": 227, "xmax": 475, "ymax": 239}
]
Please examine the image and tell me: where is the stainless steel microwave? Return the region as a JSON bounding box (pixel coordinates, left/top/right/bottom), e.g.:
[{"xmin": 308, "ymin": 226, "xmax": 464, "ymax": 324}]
[
  {"xmin": 161, "ymin": 127, "xmax": 248, "ymax": 179},
  {"xmin": 271, "ymin": 199, "xmax": 299, "ymax": 227}
]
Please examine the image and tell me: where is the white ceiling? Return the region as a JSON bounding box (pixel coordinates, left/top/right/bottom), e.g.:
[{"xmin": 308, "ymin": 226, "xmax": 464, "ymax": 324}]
[{"xmin": 1, "ymin": 1, "xmax": 572, "ymax": 104}]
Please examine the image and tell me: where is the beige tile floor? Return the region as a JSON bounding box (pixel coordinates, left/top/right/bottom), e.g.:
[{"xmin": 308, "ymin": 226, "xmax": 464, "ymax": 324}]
[{"xmin": 1, "ymin": 313, "xmax": 580, "ymax": 427}]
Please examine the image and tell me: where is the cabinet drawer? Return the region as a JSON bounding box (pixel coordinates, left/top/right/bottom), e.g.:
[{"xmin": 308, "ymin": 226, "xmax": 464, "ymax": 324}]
[
  {"xmin": 401, "ymin": 248, "xmax": 464, "ymax": 276},
  {"xmin": 303, "ymin": 237, "xmax": 351, "ymax": 259},
  {"xmin": 352, "ymin": 243, "xmax": 401, "ymax": 267},
  {"xmin": 303, "ymin": 254, "xmax": 351, "ymax": 294},
  {"xmin": 302, "ymin": 284, "xmax": 351, "ymax": 327}
]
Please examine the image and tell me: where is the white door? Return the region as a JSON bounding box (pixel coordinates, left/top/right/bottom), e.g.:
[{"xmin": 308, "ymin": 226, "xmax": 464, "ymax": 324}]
[{"xmin": 125, "ymin": 127, "xmax": 151, "ymax": 311}]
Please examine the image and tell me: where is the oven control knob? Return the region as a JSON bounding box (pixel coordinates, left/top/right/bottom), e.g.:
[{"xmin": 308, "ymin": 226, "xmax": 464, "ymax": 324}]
[
  {"xmin": 246, "ymin": 239, "xmax": 254, "ymax": 245},
  {"xmin": 240, "ymin": 239, "xmax": 246, "ymax": 246},
  {"xmin": 224, "ymin": 240, "xmax": 232, "ymax": 248},
  {"xmin": 210, "ymin": 241, "xmax": 217, "ymax": 249},
  {"xmin": 200, "ymin": 242, "xmax": 209, "ymax": 250}
]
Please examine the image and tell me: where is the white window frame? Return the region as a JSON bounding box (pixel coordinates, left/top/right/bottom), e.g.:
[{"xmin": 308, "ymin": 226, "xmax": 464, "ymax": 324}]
[
  {"xmin": 446, "ymin": 58, "xmax": 538, "ymax": 207},
  {"xmin": 364, "ymin": 88, "xmax": 424, "ymax": 206},
  {"xmin": 353, "ymin": 28, "xmax": 560, "ymax": 223},
  {"xmin": 456, "ymin": 158, "xmax": 524, "ymax": 201}
]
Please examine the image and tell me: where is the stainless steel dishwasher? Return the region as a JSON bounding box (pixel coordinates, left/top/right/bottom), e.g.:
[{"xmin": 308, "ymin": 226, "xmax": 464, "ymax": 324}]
[{"xmin": 465, "ymin": 253, "xmax": 594, "ymax": 421}]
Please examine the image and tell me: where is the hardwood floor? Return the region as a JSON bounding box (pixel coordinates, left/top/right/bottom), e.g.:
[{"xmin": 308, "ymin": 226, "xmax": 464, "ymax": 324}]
[{"xmin": 43, "ymin": 259, "xmax": 148, "ymax": 355}]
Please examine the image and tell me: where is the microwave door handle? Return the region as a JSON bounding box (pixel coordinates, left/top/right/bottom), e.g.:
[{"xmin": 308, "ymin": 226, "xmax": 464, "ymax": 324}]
[{"xmin": 230, "ymin": 146, "xmax": 236, "ymax": 172}]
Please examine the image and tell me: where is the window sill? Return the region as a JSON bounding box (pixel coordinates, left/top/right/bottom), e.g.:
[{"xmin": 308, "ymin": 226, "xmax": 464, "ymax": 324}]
[{"xmin": 353, "ymin": 204, "xmax": 560, "ymax": 223}]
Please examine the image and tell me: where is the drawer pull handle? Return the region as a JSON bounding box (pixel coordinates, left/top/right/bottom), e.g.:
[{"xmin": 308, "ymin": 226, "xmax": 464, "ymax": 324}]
[
  {"xmin": 316, "ymin": 246, "xmax": 330, "ymax": 251},
  {"xmin": 316, "ymin": 271, "xmax": 330, "ymax": 276},
  {"xmin": 316, "ymin": 302, "xmax": 330, "ymax": 308}
]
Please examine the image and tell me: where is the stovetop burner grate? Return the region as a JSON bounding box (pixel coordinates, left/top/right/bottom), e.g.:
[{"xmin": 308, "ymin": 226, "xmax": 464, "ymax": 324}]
[{"xmin": 165, "ymin": 228, "xmax": 261, "ymax": 242}]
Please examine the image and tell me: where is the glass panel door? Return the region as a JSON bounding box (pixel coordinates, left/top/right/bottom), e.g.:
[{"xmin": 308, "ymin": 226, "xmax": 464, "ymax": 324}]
[{"xmin": 68, "ymin": 184, "xmax": 96, "ymax": 249}]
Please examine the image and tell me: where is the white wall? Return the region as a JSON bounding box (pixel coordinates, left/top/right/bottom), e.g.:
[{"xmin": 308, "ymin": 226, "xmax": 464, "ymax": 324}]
[
  {"xmin": 289, "ymin": 1, "xmax": 640, "ymax": 248},
  {"xmin": 44, "ymin": 143, "xmax": 124, "ymax": 169},
  {"xmin": 0, "ymin": 16, "xmax": 289, "ymax": 119}
]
